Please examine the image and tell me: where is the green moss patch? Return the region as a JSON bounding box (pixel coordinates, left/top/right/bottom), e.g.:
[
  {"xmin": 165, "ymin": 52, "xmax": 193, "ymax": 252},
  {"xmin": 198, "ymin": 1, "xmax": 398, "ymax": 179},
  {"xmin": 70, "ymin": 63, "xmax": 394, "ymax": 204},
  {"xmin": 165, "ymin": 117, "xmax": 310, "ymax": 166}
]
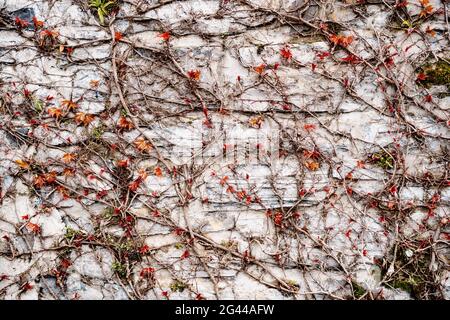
[
  {"xmin": 419, "ymin": 60, "xmax": 450, "ymax": 88},
  {"xmin": 379, "ymin": 244, "xmax": 443, "ymax": 299}
]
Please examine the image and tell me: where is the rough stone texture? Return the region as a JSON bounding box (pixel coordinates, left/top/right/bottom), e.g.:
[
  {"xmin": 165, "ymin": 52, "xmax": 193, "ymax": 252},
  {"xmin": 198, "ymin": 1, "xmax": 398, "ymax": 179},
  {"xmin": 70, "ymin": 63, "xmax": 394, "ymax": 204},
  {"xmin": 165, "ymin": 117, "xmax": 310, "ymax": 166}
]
[{"xmin": 0, "ymin": 0, "xmax": 448, "ymax": 300}]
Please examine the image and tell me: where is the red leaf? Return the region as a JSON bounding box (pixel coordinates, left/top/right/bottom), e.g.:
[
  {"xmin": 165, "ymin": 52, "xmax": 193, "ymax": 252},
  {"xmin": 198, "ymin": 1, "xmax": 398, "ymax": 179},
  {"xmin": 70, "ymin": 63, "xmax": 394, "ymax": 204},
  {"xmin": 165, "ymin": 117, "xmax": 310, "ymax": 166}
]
[
  {"xmin": 416, "ymin": 73, "xmax": 427, "ymax": 81},
  {"xmin": 316, "ymin": 51, "xmax": 330, "ymax": 60},
  {"xmin": 117, "ymin": 159, "xmax": 128, "ymax": 168},
  {"xmin": 187, "ymin": 69, "xmax": 201, "ymax": 81},
  {"xmin": 384, "ymin": 57, "xmax": 395, "ymax": 68},
  {"xmin": 22, "ymin": 282, "xmax": 33, "ymax": 291},
  {"xmin": 273, "ymin": 212, "xmax": 283, "ymax": 226},
  {"xmin": 114, "ymin": 31, "xmax": 123, "ymax": 41},
  {"xmin": 96, "ymin": 190, "xmax": 107, "ymax": 199},
  {"xmin": 303, "ymin": 124, "xmax": 316, "ymax": 132},
  {"xmin": 203, "ymin": 119, "xmax": 213, "ymax": 128},
  {"xmin": 65, "ymin": 47, "xmax": 74, "ymax": 58},
  {"xmin": 280, "ymin": 47, "xmax": 292, "ymax": 60},
  {"xmin": 15, "ymin": 17, "xmax": 29, "ymax": 28},
  {"xmin": 139, "ymin": 245, "xmax": 150, "ymax": 254},
  {"xmin": 60, "ymin": 259, "xmax": 72, "ymax": 269},
  {"xmin": 431, "ymin": 193, "xmax": 440, "ymax": 204},
  {"xmin": 341, "ymin": 54, "xmax": 361, "ymax": 64},
  {"xmin": 153, "ymin": 210, "xmax": 161, "ymax": 217},
  {"xmin": 140, "ymin": 267, "xmax": 155, "ymax": 277},
  {"xmin": 128, "ymin": 179, "xmax": 142, "ymax": 192},
  {"xmin": 159, "ymin": 32, "xmax": 171, "ymax": 41},
  {"xmin": 389, "ymin": 185, "xmax": 397, "ymax": 195},
  {"xmin": 180, "ymin": 250, "xmax": 190, "ymax": 259},
  {"xmin": 343, "ymin": 78, "xmax": 349, "ymax": 88},
  {"xmin": 298, "ymin": 188, "xmax": 307, "ymax": 197},
  {"xmin": 174, "ymin": 228, "xmax": 185, "ymax": 236},
  {"xmin": 195, "ymin": 293, "xmax": 205, "ymax": 300}
]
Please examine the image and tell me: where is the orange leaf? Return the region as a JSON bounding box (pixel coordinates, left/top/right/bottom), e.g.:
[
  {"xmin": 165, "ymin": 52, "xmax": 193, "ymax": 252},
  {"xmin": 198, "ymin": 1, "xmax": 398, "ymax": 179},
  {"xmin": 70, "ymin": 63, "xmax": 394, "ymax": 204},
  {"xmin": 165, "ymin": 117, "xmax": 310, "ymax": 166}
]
[
  {"xmin": 32, "ymin": 16, "xmax": 44, "ymax": 29},
  {"xmin": 40, "ymin": 29, "xmax": 58, "ymax": 38},
  {"xmin": 117, "ymin": 117, "xmax": 134, "ymax": 130},
  {"xmin": 89, "ymin": 80, "xmax": 100, "ymax": 88},
  {"xmin": 61, "ymin": 99, "xmax": 78, "ymax": 111},
  {"xmin": 62, "ymin": 153, "xmax": 76, "ymax": 163},
  {"xmin": 26, "ymin": 222, "xmax": 41, "ymax": 234},
  {"xmin": 249, "ymin": 116, "xmax": 263, "ymax": 128},
  {"xmin": 425, "ymin": 26, "xmax": 436, "ymax": 37},
  {"xmin": 134, "ymin": 137, "xmax": 152, "ymax": 152},
  {"xmin": 305, "ymin": 161, "xmax": 320, "ymax": 171},
  {"xmin": 329, "ymin": 34, "xmax": 353, "ymax": 47},
  {"xmin": 254, "ymin": 64, "xmax": 266, "ymax": 75},
  {"xmin": 219, "ymin": 176, "xmax": 228, "ymax": 186},
  {"xmin": 15, "ymin": 159, "xmax": 30, "ymax": 170},
  {"xmin": 74, "ymin": 112, "xmax": 94, "ymax": 126},
  {"xmin": 63, "ymin": 168, "xmax": 75, "ymax": 177},
  {"xmin": 48, "ymin": 107, "xmax": 62, "ymax": 119},
  {"xmin": 34, "ymin": 175, "xmax": 46, "ymax": 188},
  {"xmin": 57, "ymin": 185, "xmax": 69, "ymax": 198},
  {"xmin": 154, "ymin": 166, "xmax": 163, "ymax": 177},
  {"xmin": 116, "ymin": 159, "xmax": 128, "ymax": 167},
  {"xmin": 303, "ymin": 149, "xmax": 320, "ymax": 159},
  {"xmin": 420, "ymin": 5, "xmax": 433, "ymax": 18},
  {"xmin": 45, "ymin": 171, "xmax": 57, "ymax": 184},
  {"xmin": 138, "ymin": 169, "xmax": 149, "ymax": 180}
]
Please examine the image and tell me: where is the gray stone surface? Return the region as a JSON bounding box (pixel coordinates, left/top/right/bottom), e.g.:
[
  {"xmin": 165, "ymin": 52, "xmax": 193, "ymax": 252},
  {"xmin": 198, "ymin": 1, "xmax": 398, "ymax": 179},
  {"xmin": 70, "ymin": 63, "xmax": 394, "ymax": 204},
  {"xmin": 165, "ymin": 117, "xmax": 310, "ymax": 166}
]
[{"xmin": 0, "ymin": 0, "xmax": 448, "ymax": 300}]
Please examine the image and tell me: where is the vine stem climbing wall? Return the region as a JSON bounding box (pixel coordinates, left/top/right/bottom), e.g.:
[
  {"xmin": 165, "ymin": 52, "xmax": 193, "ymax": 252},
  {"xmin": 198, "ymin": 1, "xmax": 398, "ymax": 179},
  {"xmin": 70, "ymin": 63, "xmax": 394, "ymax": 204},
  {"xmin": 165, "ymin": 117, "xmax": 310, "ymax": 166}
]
[{"xmin": 0, "ymin": 0, "xmax": 449, "ymax": 300}]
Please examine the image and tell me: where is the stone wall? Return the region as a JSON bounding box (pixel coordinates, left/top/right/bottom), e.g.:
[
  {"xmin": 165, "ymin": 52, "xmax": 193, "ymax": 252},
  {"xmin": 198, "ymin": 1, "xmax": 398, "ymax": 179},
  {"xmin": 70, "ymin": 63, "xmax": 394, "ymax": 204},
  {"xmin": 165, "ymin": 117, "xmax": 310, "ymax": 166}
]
[{"xmin": 0, "ymin": 0, "xmax": 448, "ymax": 300}]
